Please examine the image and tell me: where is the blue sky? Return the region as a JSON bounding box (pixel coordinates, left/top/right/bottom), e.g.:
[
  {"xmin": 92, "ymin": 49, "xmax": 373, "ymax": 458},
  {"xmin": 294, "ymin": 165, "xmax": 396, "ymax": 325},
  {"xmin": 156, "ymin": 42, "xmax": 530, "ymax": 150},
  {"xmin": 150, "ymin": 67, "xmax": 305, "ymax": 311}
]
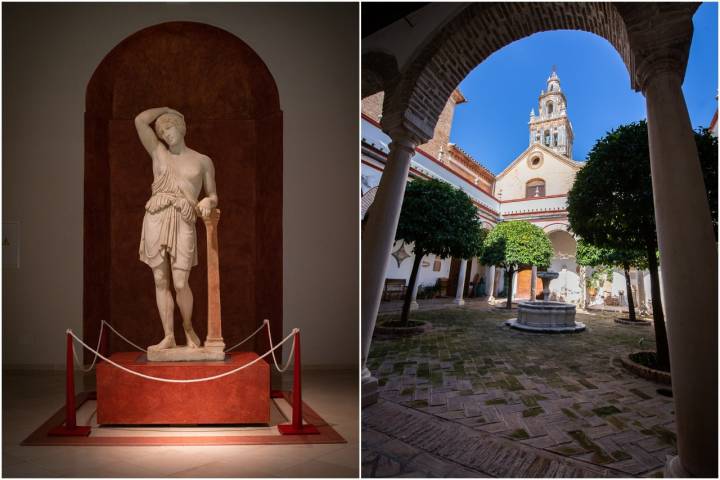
[{"xmin": 450, "ymin": 2, "xmax": 718, "ymax": 175}]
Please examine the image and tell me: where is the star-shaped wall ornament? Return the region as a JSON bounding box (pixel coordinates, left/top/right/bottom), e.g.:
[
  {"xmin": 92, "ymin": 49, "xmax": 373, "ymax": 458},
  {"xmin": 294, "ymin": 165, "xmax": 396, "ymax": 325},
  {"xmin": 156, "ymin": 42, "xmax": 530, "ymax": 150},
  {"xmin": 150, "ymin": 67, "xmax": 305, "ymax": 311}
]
[{"xmin": 391, "ymin": 242, "xmax": 411, "ymax": 267}]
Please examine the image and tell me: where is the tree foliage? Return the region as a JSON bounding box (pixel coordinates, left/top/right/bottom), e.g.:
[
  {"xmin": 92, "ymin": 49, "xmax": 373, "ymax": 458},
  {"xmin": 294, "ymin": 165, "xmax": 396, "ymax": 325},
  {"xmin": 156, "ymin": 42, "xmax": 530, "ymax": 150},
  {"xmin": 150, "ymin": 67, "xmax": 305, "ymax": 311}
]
[
  {"xmin": 576, "ymin": 240, "xmax": 646, "ymax": 321},
  {"xmin": 481, "ymin": 221, "xmax": 553, "ymax": 308},
  {"xmin": 576, "ymin": 241, "xmax": 647, "ymax": 271},
  {"xmin": 395, "ymin": 178, "xmax": 484, "ymax": 324},
  {"xmin": 396, "ymin": 178, "xmax": 484, "ymax": 260},
  {"xmin": 567, "ymin": 121, "xmax": 717, "ymax": 250},
  {"xmin": 481, "ymin": 221, "xmax": 553, "ymax": 269}
]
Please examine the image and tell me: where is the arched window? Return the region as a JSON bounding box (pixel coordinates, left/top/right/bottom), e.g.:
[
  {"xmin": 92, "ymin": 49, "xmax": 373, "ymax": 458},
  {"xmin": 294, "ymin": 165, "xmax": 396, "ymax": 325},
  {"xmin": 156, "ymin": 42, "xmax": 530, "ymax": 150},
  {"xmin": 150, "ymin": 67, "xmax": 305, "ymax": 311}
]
[
  {"xmin": 547, "ymin": 101, "xmax": 554, "ymax": 115},
  {"xmin": 544, "ymin": 130, "xmax": 551, "ymax": 145},
  {"xmin": 526, "ymin": 179, "xmax": 546, "ymax": 198}
]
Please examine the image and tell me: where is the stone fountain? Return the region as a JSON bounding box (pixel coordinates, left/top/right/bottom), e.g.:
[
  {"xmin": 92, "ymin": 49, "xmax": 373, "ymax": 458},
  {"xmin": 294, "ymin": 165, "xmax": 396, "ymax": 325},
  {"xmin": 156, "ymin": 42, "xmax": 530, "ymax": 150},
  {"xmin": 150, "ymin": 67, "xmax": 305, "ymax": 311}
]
[{"xmin": 505, "ymin": 270, "xmax": 585, "ymax": 333}]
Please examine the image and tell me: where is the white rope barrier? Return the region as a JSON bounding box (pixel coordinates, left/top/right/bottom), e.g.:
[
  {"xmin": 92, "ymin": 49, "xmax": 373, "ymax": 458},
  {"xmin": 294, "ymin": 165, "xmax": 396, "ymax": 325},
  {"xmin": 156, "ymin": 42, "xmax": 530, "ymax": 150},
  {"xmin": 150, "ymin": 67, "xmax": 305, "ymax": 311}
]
[
  {"xmin": 101, "ymin": 320, "xmax": 147, "ymax": 353},
  {"xmin": 67, "ymin": 327, "xmax": 297, "ymax": 384},
  {"xmin": 72, "ymin": 321, "xmax": 106, "ymax": 373},
  {"xmin": 267, "ymin": 320, "xmax": 294, "ymax": 373},
  {"xmin": 224, "ymin": 320, "xmax": 269, "ymax": 353}
]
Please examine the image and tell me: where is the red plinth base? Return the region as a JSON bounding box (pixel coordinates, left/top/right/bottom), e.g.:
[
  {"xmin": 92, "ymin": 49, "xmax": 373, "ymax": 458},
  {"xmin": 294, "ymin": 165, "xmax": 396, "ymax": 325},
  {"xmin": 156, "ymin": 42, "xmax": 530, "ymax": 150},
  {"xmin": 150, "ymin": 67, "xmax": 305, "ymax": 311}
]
[
  {"xmin": 48, "ymin": 425, "xmax": 92, "ymax": 437},
  {"xmin": 97, "ymin": 352, "xmax": 269, "ymax": 425}
]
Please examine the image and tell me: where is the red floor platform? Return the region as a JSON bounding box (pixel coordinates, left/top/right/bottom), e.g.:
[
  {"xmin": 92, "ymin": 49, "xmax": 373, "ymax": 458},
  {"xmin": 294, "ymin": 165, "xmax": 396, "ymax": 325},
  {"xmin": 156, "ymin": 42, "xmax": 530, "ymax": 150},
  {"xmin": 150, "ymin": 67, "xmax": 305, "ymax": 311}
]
[{"xmin": 96, "ymin": 352, "xmax": 269, "ymax": 425}]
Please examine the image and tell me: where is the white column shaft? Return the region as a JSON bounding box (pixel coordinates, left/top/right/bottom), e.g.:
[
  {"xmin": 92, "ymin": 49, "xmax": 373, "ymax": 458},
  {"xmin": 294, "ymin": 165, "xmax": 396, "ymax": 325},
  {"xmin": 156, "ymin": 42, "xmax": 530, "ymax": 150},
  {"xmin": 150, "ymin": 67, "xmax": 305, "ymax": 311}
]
[
  {"xmin": 486, "ymin": 265, "xmax": 496, "ymax": 301},
  {"xmin": 453, "ymin": 259, "xmax": 467, "ymax": 305},
  {"xmin": 410, "ymin": 270, "xmax": 421, "ymax": 310},
  {"xmin": 361, "ymin": 135, "xmax": 416, "ymax": 406},
  {"xmin": 645, "ymin": 70, "xmax": 718, "ymax": 476}
]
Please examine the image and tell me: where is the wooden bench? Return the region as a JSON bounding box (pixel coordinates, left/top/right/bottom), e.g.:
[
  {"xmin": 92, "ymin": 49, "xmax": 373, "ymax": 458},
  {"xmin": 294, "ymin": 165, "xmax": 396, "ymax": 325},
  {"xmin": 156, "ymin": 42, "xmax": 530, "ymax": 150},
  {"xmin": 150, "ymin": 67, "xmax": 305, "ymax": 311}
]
[{"xmin": 383, "ymin": 279, "xmax": 407, "ymax": 301}]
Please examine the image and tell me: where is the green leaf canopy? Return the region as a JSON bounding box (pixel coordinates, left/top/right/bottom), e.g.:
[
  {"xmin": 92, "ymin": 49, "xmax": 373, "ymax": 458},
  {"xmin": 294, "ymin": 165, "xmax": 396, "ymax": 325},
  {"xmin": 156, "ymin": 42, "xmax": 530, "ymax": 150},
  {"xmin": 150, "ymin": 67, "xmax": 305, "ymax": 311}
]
[
  {"xmin": 395, "ymin": 178, "xmax": 484, "ymax": 259},
  {"xmin": 576, "ymin": 240, "xmax": 647, "ymax": 270},
  {"xmin": 481, "ymin": 220, "xmax": 553, "ymax": 269}
]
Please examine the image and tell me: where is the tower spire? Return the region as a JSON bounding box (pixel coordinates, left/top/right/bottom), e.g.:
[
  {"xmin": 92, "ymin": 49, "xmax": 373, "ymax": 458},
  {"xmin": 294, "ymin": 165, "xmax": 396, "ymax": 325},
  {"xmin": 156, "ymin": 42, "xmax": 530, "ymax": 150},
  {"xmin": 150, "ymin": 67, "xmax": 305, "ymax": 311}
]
[{"xmin": 528, "ymin": 67, "xmax": 573, "ymax": 158}]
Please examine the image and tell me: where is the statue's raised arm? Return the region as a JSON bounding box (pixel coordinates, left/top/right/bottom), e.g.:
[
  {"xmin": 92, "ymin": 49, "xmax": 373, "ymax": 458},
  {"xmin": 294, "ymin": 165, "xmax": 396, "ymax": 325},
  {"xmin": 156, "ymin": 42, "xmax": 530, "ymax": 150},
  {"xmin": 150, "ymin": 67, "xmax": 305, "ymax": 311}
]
[{"xmin": 134, "ymin": 107, "xmax": 183, "ymax": 155}]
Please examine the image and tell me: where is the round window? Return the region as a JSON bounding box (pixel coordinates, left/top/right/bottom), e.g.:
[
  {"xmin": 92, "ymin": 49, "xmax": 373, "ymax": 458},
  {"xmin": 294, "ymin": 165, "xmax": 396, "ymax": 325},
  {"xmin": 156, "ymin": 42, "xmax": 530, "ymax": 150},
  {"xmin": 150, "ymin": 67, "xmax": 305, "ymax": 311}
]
[{"xmin": 528, "ymin": 155, "xmax": 543, "ymax": 169}]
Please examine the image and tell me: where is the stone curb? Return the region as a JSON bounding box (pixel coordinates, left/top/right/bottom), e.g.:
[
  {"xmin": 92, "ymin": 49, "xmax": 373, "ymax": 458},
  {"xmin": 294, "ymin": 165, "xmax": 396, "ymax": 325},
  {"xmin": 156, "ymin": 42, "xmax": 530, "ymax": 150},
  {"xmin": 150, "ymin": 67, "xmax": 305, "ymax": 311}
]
[
  {"xmin": 619, "ymin": 351, "xmax": 672, "ymax": 385},
  {"xmin": 614, "ymin": 317, "xmax": 652, "ymax": 326}
]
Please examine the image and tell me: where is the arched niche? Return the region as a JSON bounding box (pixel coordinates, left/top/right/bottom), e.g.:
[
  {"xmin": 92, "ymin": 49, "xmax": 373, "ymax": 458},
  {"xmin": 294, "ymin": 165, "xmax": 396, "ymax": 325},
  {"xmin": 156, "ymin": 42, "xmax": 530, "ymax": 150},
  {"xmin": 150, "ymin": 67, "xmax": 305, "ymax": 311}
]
[{"xmin": 84, "ymin": 21, "xmax": 282, "ymax": 359}]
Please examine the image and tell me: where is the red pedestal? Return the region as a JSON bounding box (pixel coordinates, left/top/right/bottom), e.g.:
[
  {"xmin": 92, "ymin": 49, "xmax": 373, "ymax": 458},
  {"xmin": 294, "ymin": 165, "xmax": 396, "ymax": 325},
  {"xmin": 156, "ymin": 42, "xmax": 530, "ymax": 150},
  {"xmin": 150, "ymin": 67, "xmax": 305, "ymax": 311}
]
[{"xmin": 96, "ymin": 352, "xmax": 269, "ymax": 425}]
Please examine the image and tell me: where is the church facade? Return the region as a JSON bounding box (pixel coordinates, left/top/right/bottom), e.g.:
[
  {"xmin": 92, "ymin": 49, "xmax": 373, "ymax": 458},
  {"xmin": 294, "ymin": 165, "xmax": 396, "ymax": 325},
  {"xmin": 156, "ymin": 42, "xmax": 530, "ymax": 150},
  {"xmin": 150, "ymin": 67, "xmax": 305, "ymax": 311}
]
[{"xmin": 362, "ymin": 69, "xmax": 653, "ymax": 309}]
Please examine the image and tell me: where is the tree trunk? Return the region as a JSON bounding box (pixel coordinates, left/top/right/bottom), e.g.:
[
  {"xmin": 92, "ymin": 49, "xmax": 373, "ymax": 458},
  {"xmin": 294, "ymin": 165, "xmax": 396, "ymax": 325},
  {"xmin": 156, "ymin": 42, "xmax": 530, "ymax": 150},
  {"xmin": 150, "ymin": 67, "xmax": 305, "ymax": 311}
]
[
  {"xmin": 505, "ymin": 266, "xmax": 514, "ymax": 309},
  {"xmin": 647, "ymin": 244, "xmax": 670, "ymax": 371},
  {"xmin": 401, "ymin": 250, "xmax": 423, "ymax": 327},
  {"xmin": 623, "ymin": 264, "xmax": 636, "ymax": 322}
]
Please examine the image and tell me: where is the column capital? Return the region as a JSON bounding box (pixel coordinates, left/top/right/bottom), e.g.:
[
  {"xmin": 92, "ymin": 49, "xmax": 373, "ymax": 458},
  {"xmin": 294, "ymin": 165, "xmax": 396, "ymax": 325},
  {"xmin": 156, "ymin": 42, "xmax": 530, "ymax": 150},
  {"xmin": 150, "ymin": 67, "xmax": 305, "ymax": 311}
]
[
  {"xmin": 635, "ymin": 49, "xmax": 686, "ymax": 94},
  {"xmin": 380, "ymin": 109, "xmax": 432, "ymax": 147}
]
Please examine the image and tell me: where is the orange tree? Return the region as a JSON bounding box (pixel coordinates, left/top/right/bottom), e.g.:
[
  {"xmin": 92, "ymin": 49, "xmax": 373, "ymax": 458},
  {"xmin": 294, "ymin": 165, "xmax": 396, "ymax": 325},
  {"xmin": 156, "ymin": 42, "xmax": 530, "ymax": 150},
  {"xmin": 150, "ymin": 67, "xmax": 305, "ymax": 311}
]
[
  {"xmin": 568, "ymin": 121, "xmax": 717, "ymax": 371},
  {"xmin": 576, "ymin": 240, "xmax": 647, "ymax": 321},
  {"xmin": 395, "ymin": 178, "xmax": 485, "ymax": 326},
  {"xmin": 481, "ymin": 221, "xmax": 553, "ymax": 310}
]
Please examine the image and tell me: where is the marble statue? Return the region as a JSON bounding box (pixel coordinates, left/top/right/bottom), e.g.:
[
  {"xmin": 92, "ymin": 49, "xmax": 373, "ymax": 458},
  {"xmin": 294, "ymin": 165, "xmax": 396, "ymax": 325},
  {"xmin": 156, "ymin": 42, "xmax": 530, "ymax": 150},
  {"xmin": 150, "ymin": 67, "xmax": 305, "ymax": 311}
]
[{"xmin": 135, "ymin": 107, "xmax": 218, "ymax": 354}]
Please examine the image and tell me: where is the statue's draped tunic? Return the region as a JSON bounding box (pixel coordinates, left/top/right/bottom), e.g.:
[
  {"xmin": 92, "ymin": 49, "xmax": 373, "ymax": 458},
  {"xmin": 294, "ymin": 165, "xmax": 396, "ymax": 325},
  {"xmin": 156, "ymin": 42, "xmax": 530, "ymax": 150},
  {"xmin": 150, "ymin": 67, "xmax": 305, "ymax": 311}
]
[{"xmin": 139, "ymin": 155, "xmax": 198, "ymax": 270}]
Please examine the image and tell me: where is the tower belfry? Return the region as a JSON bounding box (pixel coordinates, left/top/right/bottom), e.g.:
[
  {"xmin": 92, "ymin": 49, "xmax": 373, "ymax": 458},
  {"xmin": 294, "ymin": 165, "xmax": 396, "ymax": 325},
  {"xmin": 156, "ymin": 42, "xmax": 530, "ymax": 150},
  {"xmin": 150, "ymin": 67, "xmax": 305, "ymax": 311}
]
[{"xmin": 528, "ymin": 68, "xmax": 574, "ymax": 158}]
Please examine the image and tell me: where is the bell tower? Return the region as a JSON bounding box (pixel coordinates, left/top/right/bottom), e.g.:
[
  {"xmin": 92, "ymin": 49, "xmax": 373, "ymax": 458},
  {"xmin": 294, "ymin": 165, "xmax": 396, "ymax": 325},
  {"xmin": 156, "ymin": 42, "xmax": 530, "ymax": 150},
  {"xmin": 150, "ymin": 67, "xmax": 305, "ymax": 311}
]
[{"xmin": 528, "ymin": 66, "xmax": 574, "ymax": 158}]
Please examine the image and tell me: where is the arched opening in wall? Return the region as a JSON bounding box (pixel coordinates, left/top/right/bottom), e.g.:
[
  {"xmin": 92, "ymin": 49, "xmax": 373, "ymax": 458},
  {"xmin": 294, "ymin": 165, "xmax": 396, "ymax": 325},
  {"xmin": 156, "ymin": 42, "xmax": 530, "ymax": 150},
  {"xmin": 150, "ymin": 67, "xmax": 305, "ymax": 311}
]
[
  {"xmin": 363, "ymin": 4, "xmax": 717, "ymax": 474},
  {"xmin": 547, "ymin": 101, "xmax": 554, "ymax": 115},
  {"xmin": 526, "ymin": 178, "xmax": 545, "ymax": 197},
  {"xmin": 547, "ymin": 229, "xmax": 579, "ymax": 302},
  {"xmin": 84, "ymin": 21, "xmax": 282, "ymax": 360}
]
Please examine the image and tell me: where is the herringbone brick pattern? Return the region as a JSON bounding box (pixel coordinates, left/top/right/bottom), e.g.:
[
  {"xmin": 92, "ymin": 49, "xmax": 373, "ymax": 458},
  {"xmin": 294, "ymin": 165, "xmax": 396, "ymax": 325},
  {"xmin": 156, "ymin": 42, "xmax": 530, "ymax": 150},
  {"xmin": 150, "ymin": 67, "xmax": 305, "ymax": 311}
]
[{"xmin": 363, "ymin": 308, "xmax": 675, "ymax": 477}]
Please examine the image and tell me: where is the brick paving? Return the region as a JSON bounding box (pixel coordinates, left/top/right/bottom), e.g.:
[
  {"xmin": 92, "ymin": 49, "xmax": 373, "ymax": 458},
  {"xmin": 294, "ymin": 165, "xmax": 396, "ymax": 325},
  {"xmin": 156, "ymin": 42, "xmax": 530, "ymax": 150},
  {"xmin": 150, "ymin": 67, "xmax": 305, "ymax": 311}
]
[{"xmin": 363, "ymin": 306, "xmax": 675, "ymax": 477}]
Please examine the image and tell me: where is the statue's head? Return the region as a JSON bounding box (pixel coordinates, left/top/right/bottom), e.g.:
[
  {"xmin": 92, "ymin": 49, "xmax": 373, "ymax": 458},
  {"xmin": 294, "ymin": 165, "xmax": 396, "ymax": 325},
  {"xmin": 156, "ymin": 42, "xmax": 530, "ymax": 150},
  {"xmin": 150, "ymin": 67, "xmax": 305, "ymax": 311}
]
[{"xmin": 154, "ymin": 113, "xmax": 186, "ymax": 146}]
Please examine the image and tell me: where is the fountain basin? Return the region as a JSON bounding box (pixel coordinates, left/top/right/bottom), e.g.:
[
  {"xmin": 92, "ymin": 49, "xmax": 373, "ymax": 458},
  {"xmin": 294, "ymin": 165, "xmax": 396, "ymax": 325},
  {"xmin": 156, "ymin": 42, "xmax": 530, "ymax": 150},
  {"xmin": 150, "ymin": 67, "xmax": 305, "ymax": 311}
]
[{"xmin": 505, "ymin": 301, "xmax": 585, "ymax": 333}]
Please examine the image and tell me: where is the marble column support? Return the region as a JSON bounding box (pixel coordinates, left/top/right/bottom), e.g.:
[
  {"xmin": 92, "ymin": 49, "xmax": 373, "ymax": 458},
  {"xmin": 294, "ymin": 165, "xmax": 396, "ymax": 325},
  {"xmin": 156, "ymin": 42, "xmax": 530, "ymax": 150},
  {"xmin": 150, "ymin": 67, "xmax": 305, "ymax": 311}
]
[
  {"xmin": 453, "ymin": 259, "xmax": 467, "ymax": 306},
  {"xmin": 203, "ymin": 209, "xmax": 225, "ymax": 352},
  {"xmin": 644, "ymin": 68, "xmax": 718, "ymax": 477},
  {"xmin": 361, "ymin": 132, "xmax": 419, "ymax": 407},
  {"xmin": 486, "ymin": 265, "xmax": 496, "ymax": 302}
]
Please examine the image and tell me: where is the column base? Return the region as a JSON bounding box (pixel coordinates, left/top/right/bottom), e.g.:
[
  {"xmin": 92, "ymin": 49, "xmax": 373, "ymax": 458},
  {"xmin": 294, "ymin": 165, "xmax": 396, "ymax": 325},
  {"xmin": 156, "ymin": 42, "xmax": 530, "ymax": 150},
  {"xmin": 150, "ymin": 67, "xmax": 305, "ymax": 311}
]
[
  {"xmin": 204, "ymin": 339, "xmax": 226, "ymax": 351},
  {"xmin": 410, "ymin": 301, "xmax": 419, "ymax": 310},
  {"xmin": 665, "ymin": 455, "xmax": 693, "ymax": 477},
  {"xmin": 362, "ymin": 366, "xmax": 379, "ymax": 407},
  {"xmin": 488, "ymin": 296, "xmax": 495, "ymax": 303},
  {"xmin": 453, "ymin": 298, "xmax": 465, "ymax": 306}
]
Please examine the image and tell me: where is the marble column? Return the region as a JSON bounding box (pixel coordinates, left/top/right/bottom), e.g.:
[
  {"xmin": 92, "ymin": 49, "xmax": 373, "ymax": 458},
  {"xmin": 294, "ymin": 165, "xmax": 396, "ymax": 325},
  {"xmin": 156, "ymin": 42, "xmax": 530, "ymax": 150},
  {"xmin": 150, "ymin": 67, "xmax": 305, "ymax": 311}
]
[
  {"xmin": 529, "ymin": 265, "xmax": 537, "ymax": 302},
  {"xmin": 453, "ymin": 259, "xmax": 467, "ymax": 306},
  {"xmin": 486, "ymin": 265, "xmax": 496, "ymax": 302},
  {"xmin": 644, "ymin": 67, "xmax": 718, "ymax": 477},
  {"xmin": 410, "ymin": 276, "xmax": 420, "ymax": 310},
  {"xmin": 361, "ymin": 132, "xmax": 418, "ymax": 407},
  {"xmin": 636, "ymin": 270, "xmax": 648, "ymax": 315},
  {"xmin": 203, "ymin": 209, "xmax": 225, "ymax": 352}
]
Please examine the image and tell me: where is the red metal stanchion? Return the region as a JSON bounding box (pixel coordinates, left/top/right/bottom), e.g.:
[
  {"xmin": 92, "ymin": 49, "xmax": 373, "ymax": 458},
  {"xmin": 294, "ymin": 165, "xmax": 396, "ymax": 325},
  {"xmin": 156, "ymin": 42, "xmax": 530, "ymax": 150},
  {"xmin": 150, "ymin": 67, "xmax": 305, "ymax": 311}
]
[
  {"xmin": 278, "ymin": 330, "xmax": 319, "ymax": 435},
  {"xmin": 49, "ymin": 331, "xmax": 91, "ymax": 436}
]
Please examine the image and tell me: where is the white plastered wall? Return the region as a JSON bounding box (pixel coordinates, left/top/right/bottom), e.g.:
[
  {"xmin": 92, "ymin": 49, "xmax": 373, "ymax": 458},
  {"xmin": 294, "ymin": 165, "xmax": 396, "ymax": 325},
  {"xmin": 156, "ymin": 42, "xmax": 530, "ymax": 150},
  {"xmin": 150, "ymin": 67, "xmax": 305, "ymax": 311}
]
[
  {"xmin": 2, "ymin": 3, "xmax": 358, "ymax": 369},
  {"xmin": 495, "ymin": 147, "xmax": 579, "ymax": 200}
]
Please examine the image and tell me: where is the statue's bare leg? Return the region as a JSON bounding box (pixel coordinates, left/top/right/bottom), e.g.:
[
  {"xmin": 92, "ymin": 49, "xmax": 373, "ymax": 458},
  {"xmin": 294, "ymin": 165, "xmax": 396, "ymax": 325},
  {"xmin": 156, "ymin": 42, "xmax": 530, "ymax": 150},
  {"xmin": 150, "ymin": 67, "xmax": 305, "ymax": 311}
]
[
  {"xmin": 150, "ymin": 260, "xmax": 176, "ymax": 350},
  {"xmin": 173, "ymin": 267, "xmax": 201, "ymax": 348}
]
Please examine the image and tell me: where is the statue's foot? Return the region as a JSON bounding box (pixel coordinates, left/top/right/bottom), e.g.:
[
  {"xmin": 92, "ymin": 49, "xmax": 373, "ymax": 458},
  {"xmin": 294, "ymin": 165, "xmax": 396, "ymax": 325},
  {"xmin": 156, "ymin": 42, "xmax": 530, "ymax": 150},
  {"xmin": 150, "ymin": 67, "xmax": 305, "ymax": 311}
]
[
  {"xmin": 149, "ymin": 335, "xmax": 176, "ymax": 351},
  {"xmin": 185, "ymin": 327, "xmax": 202, "ymax": 349}
]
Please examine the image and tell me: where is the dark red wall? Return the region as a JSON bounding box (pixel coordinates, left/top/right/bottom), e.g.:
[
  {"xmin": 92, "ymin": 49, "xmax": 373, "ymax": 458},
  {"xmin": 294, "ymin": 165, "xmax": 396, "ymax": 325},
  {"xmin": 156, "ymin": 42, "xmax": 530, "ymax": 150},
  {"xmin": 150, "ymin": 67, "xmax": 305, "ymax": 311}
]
[{"xmin": 84, "ymin": 22, "xmax": 282, "ymax": 359}]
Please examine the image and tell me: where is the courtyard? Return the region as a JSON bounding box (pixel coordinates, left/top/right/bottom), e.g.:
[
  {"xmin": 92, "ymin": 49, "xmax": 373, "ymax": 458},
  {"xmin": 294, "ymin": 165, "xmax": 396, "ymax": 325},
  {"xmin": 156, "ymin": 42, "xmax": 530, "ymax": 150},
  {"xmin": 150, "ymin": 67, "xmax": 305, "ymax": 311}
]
[{"xmin": 363, "ymin": 303, "xmax": 675, "ymax": 477}]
